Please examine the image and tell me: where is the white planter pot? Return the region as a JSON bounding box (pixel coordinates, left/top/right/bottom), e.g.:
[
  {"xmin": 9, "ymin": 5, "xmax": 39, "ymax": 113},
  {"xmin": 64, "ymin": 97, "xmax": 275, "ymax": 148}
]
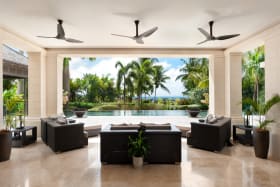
[{"xmin": 132, "ymin": 156, "xmax": 143, "ymax": 168}]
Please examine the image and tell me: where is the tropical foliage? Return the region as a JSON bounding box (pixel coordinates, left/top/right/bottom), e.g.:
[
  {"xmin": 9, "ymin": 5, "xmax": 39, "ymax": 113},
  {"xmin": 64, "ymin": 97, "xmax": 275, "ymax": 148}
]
[
  {"xmin": 65, "ymin": 57, "xmax": 210, "ymax": 111},
  {"xmin": 176, "ymin": 58, "xmax": 209, "ymax": 106},
  {"xmin": 242, "ymin": 46, "xmax": 265, "ymax": 111},
  {"xmin": 3, "ymin": 87, "xmax": 24, "ymax": 130},
  {"xmin": 128, "ymin": 129, "xmax": 149, "ymax": 157},
  {"xmin": 242, "ymin": 94, "xmax": 280, "ymax": 130},
  {"xmin": 128, "ymin": 58, "xmax": 158, "ymax": 106},
  {"xmin": 115, "ymin": 61, "xmax": 133, "ymax": 104},
  {"xmin": 67, "ymin": 58, "xmax": 171, "ymax": 109},
  {"xmin": 152, "ymin": 65, "xmax": 170, "ymax": 101},
  {"xmin": 70, "ymin": 74, "xmax": 117, "ymax": 103}
]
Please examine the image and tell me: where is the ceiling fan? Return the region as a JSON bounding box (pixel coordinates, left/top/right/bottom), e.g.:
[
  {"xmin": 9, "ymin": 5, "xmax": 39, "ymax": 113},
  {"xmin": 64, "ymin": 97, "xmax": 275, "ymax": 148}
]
[
  {"xmin": 197, "ymin": 21, "xmax": 240, "ymax": 45},
  {"xmin": 37, "ymin": 19, "xmax": 83, "ymax": 43},
  {"xmin": 112, "ymin": 20, "xmax": 158, "ymax": 44}
]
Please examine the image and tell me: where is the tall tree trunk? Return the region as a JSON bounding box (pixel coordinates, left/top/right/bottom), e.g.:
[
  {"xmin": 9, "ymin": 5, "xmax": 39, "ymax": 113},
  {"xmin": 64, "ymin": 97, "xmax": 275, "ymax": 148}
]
[
  {"xmin": 154, "ymin": 86, "xmax": 157, "ymax": 103},
  {"xmin": 63, "ymin": 58, "xmax": 70, "ymax": 108},
  {"xmin": 123, "ymin": 81, "xmax": 126, "ymax": 105}
]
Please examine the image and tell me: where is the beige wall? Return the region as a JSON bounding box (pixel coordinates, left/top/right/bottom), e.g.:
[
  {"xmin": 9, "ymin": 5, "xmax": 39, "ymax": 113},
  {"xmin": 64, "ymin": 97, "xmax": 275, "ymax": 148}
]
[
  {"xmin": 225, "ymin": 52, "xmax": 243, "ymax": 123},
  {"xmin": 264, "ymin": 28, "xmax": 280, "ymax": 161},
  {"xmin": 0, "ymin": 36, "xmax": 3, "ymax": 127},
  {"xmin": 28, "ymin": 52, "xmax": 46, "ymax": 117},
  {"xmin": 0, "ymin": 28, "xmax": 45, "ymax": 133},
  {"xmin": 209, "ymin": 54, "xmax": 225, "ymax": 116},
  {"xmin": 226, "ymin": 23, "xmax": 280, "ymax": 161}
]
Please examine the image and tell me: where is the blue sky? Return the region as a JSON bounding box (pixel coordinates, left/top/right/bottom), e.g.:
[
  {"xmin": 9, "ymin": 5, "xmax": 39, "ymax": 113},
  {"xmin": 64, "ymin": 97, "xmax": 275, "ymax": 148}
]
[{"xmin": 69, "ymin": 57, "xmax": 186, "ymax": 97}]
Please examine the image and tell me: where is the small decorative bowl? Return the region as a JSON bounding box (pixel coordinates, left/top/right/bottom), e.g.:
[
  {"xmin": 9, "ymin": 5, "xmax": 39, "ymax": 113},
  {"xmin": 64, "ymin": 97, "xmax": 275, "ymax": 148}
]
[{"xmin": 198, "ymin": 119, "xmax": 205, "ymax": 123}]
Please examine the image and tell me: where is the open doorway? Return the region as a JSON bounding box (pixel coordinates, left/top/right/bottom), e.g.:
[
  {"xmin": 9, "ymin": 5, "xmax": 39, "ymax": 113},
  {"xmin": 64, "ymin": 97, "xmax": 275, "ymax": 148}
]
[
  {"xmin": 242, "ymin": 45, "xmax": 265, "ymax": 126},
  {"xmin": 63, "ymin": 57, "xmax": 209, "ymax": 118},
  {"xmin": 2, "ymin": 44, "xmax": 28, "ymax": 129}
]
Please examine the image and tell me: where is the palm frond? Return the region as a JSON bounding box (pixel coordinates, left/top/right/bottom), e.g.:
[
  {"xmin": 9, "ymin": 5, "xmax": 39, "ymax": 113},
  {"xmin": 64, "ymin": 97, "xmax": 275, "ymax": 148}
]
[
  {"xmin": 259, "ymin": 120, "xmax": 274, "ymax": 130},
  {"xmin": 263, "ymin": 94, "xmax": 280, "ymax": 114}
]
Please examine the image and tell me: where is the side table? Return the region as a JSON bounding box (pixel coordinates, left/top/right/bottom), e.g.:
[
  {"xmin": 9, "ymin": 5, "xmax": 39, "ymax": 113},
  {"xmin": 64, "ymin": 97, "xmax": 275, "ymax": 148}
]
[
  {"xmin": 11, "ymin": 126, "xmax": 37, "ymax": 147},
  {"xmin": 233, "ymin": 125, "xmax": 253, "ymax": 146}
]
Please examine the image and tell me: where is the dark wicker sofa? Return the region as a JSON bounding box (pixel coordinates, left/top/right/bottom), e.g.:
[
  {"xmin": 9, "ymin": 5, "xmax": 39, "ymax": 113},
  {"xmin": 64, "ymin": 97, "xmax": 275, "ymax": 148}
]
[
  {"xmin": 41, "ymin": 118, "xmax": 88, "ymax": 152},
  {"xmin": 187, "ymin": 117, "xmax": 231, "ymax": 151},
  {"xmin": 100, "ymin": 123, "xmax": 181, "ymax": 164}
]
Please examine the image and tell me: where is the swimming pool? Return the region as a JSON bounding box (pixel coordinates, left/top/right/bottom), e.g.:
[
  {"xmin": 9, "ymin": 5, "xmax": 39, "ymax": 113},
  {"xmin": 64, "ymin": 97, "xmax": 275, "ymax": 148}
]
[{"xmin": 66, "ymin": 110, "xmax": 207, "ymax": 117}]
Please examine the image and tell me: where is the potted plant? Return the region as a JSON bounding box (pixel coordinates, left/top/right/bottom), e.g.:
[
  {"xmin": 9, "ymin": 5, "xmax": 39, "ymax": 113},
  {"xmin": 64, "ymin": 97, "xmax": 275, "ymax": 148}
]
[
  {"xmin": 0, "ymin": 88, "xmax": 24, "ymax": 162},
  {"xmin": 186, "ymin": 104, "xmax": 201, "ymax": 117},
  {"xmin": 243, "ymin": 94, "xmax": 280, "ymax": 158},
  {"xmin": 128, "ymin": 128, "xmax": 149, "ymax": 168},
  {"xmin": 73, "ymin": 108, "xmax": 88, "ymax": 118}
]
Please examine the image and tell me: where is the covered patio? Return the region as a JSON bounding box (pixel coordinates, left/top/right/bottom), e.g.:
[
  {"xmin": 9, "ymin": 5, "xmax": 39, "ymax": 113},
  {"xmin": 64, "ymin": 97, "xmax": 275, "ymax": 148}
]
[{"xmin": 0, "ymin": 0, "xmax": 279, "ymax": 162}]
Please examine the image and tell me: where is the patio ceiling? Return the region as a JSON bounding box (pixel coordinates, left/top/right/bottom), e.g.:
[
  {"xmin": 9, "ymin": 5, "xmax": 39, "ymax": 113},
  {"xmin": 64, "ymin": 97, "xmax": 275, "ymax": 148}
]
[{"xmin": 0, "ymin": 0, "xmax": 280, "ymax": 49}]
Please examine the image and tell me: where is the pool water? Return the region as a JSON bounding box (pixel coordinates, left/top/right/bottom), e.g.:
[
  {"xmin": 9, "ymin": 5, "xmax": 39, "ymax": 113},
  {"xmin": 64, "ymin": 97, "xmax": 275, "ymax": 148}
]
[{"xmin": 65, "ymin": 110, "xmax": 208, "ymax": 117}]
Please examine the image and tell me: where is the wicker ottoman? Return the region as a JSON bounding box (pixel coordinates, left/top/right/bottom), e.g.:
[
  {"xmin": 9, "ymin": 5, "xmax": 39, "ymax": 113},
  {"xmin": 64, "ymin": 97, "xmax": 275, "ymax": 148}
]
[
  {"xmin": 84, "ymin": 125, "xmax": 102, "ymax": 137},
  {"xmin": 176, "ymin": 126, "xmax": 191, "ymax": 137}
]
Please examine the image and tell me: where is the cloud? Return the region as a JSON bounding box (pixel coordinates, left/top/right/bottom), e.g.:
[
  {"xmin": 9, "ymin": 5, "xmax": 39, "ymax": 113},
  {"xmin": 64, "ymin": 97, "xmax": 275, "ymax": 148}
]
[
  {"xmin": 156, "ymin": 65, "xmax": 185, "ymax": 97},
  {"xmin": 69, "ymin": 57, "xmax": 137, "ymax": 79},
  {"xmin": 154, "ymin": 61, "xmax": 171, "ymax": 69},
  {"xmin": 69, "ymin": 57, "xmax": 185, "ymax": 97}
]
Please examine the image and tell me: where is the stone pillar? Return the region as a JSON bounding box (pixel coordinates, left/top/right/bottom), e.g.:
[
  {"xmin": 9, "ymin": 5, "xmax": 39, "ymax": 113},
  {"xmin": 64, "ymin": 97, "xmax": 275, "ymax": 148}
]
[
  {"xmin": 45, "ymin": 53, "xmax": 63, "ymax": 116},
  {"xmin": 0, "ymin": 37, "xmax": 3, "ymax": 127},
  {"xmin": 265, "ymin": 31, "xmax": 280, "ymax": 161},
  {"xmin": 28, "ymin": 52, "xmax": 47, "ymax": 118},
  {"xmin": 208, "ymin": 54, "xmax": 226, "ymax": 116},
  {"xmin": 57, "ymin": 55, "xmax": 63, "ymax": 115},
  {"xmin": 225, "ymin": 52, "xmax": 243, "ymax": 124}
]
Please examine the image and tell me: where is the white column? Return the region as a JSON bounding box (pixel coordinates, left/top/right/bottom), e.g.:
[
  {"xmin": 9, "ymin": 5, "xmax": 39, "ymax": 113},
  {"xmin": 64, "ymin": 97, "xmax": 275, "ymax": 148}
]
[
  {"xmin": 225, "ymin": 52, "xmax": 243, "ymax": 124},
  {"xmin": 57, "ymin": 55, "xmax": 63, "ymax": 115},
  {"xmin": 265, "ymin": 31, "xmax": 280, "ymax": 161},
  {"xmin": 28, "ymin": 52, "xmax": 47, "ymax": 118},
  {"xmin": 45, "ymin": 53, "xmax": 63, "ymax": 116},
  {"xmin": 209, "ymin": 54, "xmax": 226, "ymax": 116},
  {"xmin": 0, "ymin": 36, "xmax": 3, "ymax": 127}
]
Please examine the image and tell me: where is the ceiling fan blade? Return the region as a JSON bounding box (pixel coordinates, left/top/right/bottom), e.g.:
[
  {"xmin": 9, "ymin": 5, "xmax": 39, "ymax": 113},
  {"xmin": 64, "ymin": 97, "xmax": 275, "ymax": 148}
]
[
  {"xmin": 139, "ymin": 27, "xmax": 158, "ymax": 38},
  {"xmin": 198, "ymin": 28, "xmax": 211, "ymax": 39},
  {"xmin": 37, "ymin": 36, "xmax": 56, "ymax": 38},
  {"xmin": 57, "ymin": 20, "xmax": 65, "ymax": 38},
  {"xmin": 216, "ymin": 34, "xmax": 240, "ymax": 40},
  {"xmin": 135, "ymin": 37, "xmax": 144, "ymax": 44},
  {"xmin": 65, "ymin": 38, "xmax": 83, "ymax": 43},
  {"xmin": 197, "ymin": 39, "xmax": 210, "ymax": 45},
  {"xmin": 111, "ymin": 34, "xmax": 133, "ymax": 39}
]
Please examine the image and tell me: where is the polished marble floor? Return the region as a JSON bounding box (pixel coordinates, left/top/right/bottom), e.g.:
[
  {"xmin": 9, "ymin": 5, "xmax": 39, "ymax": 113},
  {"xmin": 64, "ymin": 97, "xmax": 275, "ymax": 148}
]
[{"xmin": 0, "ymin": 137, "xmax": 280, "ymax": 187}]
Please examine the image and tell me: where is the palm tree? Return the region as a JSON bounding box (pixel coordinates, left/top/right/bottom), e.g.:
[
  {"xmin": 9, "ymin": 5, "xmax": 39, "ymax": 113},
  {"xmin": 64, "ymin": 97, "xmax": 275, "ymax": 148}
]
[
  {"xmin": 115, "ymin": 61, "xmax": 131, "ymax": 104},
  {"xmin": 129, "ymin": 58, "xmax": 155, "ymax": 106},
  {"xmin": 176, "ymin": 58, "xmax": 209, "ymax": 93},
  {"xmin": 242, "ymin": 46, "xmax": 265, "ymax": 103},
  {"xmin": 176, "ymin": 58, "xmax": 209, "ymax": 104},
  {"xmin": 243, "ymin": 94, "xmax": 280, "ymax": 130},
  {"xmin": 63, "ymin": 57, "xmax": 71, "ymax": 95},
  {"xmin": 63, "ymin": 57, "xmax": 96, "ymax": 102},
  {"xmin": 152, "ymin": 65, "xmax": 170, "ymax": 102}
]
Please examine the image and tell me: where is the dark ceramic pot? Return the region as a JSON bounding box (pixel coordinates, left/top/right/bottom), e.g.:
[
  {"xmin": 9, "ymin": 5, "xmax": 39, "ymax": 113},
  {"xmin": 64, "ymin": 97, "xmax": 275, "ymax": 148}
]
[
  {"xmin": 73, "ymin": 109, "xmax": 87, "ymax": 118},
  {"xmin": 0, "ymin": 131, "xmax": 12, "ymax": 162},
  {"xmin": 253, "ymin": 128, "xmax": 269, "ymax": 159},
  {"xmin": 187, "ymin": 110, "xmax": 200, "ymax": 118}
]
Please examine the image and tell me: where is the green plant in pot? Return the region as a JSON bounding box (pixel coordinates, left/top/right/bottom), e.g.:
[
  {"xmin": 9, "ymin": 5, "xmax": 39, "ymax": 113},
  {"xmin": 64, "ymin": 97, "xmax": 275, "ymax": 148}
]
[
  {"xmin": 186, "ymin": 104, "xmax": 201, "ymax": 118},
  {"xmin": 243, "ymin": 94, "xmax": 280, "ymax": 159},
  {"xmin": 128, "ymin": 128, "xmax": 149, "ymax": 168},
  {"xmin": 0, "ymin": 88, "xmax": 24, "ymax": 162}
]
